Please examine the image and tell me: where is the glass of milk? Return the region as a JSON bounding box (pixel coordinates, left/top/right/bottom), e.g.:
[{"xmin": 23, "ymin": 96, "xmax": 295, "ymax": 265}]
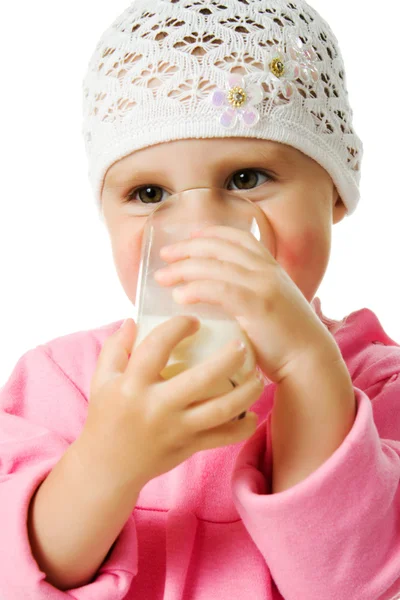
[{"xmin": 133, "ymin": 188, "xmax": 274, "ymax": 412}]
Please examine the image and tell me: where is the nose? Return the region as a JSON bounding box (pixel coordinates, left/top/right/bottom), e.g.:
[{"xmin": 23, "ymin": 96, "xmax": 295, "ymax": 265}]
[
  {"xmin": 157, "ymin": 187, "xmax": 258, "ymax": 230},
  {"xmin": 180, "ymin": 188, "xmax": 228, "ymax": 226},
  {"xmin": 147, "ymin": 186, "xmax": 276, "ymax": 258}
]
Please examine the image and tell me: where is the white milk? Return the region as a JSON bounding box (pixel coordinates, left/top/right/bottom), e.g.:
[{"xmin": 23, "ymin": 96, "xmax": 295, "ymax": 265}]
[{"xmin": 134, "ymin": 316, "xmax": 256, "ymax": 396}]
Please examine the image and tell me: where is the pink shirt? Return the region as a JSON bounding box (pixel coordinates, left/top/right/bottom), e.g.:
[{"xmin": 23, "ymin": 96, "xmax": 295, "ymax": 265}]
[{"xmin": 1, "ymin": 296, "xmax": 400, "ymax": 600}]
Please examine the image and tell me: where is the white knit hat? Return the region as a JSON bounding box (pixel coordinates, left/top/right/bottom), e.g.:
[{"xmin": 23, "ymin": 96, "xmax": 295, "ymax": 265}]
[{"xmin": 81, "ymin": 0, "xmax": 363, "ymax": 216}]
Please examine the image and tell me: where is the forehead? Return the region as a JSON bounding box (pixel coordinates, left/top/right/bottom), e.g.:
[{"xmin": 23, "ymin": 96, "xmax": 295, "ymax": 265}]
[{"xmin": 104, "ymin": 138, "xmax": 303, "ymax": 185}]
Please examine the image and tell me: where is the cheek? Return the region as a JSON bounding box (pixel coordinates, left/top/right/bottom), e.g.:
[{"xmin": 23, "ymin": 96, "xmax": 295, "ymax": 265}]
[
  {"xmin": 111, "ymin": 227, "xmax": 144, "ymax": 303},
  {"xmin": 115, "ymin": 235, "xmax": 142, "ymax": 271},
  {"xmin": 276, "ymin": 226, "xmax": 330, "ymax": 298},
  {"xmin": 280, "ymin": 229, "xmax": 325, "ymax": 268}
]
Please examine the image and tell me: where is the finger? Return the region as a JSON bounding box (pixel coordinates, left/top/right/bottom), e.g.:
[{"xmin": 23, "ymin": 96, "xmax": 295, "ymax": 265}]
[
  {"xmin": 191, "ymin": 225, "xmax": 268, "ymax": 258},
  {"xmin": 230, "ymin": 380, "xmax": 247, "ymax": 422},
  {"xmin": 126, "ymin": 315, "xmax": 200, "ymax": 384},
  {"xmin": 171, "ymin": 280, "xmax": 257, "ymax": 324},
  {"xmin": 160, "ymin": 236, "xmax": 266, "ymax": 271},
  {"xmin": 96, "ymin": 318, "xmax": 136, "ymax": 378},
  {"xmin": 192, "ymin": 410, "xmax": 259, "ymax": 452},
  {"xmin": 161, "ymin": 336, "xmax": 252, "ymax": 410},
  {"xmin": 155, "ymin": 257, "xmax": 253, "ymax": 288},
  {"xmin": 91, "ymin": 318, "xmax": 137, "ymax": 395},
  {"xmin": 182, "ymin": 371, "xmax": 264, "ymax": 433}
]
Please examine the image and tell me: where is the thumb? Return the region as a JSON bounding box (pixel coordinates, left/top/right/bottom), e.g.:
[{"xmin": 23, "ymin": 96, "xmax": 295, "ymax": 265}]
[{"xmin": 94, "ymin": 318, "xmax": 137, "ymax": 387}]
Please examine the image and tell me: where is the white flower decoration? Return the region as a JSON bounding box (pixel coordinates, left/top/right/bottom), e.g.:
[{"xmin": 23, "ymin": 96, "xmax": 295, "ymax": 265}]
[
  {"xmin": 210, "ymin": 73, "xmax": 264, "ymax": 129},
  {"xmin": 265, "ymin": 36, "xmax": 320, "ymax": 103}
]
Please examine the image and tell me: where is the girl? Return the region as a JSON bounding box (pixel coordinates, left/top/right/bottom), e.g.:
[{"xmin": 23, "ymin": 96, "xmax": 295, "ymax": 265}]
[{"xmin": 1, "ymin": 1, "xmax": 400, "ymax": 598}]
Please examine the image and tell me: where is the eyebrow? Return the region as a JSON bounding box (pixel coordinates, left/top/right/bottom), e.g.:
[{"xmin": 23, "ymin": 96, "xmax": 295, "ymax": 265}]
[{"xmin": 104, "ymin": 145, "xmax": 292, "ymax": 188}]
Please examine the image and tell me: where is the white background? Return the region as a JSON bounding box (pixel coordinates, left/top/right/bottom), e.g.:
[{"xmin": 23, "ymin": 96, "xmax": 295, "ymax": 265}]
[{"xmin": 0, "ymin": 1, "xmax": 399, "ymax": 385}]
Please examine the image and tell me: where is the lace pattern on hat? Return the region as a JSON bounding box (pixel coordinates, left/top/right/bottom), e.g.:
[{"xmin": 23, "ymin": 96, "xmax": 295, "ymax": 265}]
[
  {"xmin": 81, "ymin": 0, "xmax": 363, "ymax": 213},
  {"xmin": 83, "ymin": 0, "xmax": 361, "ymax": 174}
]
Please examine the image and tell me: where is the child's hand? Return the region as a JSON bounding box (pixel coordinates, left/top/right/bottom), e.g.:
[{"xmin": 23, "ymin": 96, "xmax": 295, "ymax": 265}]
[
  {"xmin": 155, "ymin": 226, "xmax": 342, "ymax": 384},
  {"xmin": 85, "ymin": 316, "xmax": 263, "ymax": 489}
]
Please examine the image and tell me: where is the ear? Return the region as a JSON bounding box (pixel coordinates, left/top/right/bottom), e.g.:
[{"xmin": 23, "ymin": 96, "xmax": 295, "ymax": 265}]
[{"xmin": 332, "ymin": 189, "xmax": 347, "ymax": 225}]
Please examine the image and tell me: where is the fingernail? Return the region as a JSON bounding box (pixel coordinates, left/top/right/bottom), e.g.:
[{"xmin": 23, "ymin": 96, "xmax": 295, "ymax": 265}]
[
  {"xmin": 256, "ymin": 371, "xmax": 265, "ymax": 383},
  {"xmin": 234, "ymin": 340, "xmax": 247, "ymax": 352}
]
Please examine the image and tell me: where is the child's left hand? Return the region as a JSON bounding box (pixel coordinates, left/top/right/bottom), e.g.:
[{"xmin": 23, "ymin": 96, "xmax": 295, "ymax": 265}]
[{"xmin": 154, "ymin": 225, "xmax": 344, "ymax": 384}]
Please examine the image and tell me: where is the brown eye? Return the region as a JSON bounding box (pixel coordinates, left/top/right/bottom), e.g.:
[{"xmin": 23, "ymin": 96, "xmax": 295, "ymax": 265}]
[
  {"xmin": 126, "ymin": 186, "xmax": 168, "ymax": 204},
  {"xmin": 228, "ymin": 169, "xmax": 270, "ymax": 191}
]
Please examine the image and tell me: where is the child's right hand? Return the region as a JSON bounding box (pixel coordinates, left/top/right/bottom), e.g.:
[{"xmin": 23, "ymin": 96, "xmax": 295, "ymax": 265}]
[{"xmin": 83, "ymin": 316, "xmax": 263, "ymax": 489}]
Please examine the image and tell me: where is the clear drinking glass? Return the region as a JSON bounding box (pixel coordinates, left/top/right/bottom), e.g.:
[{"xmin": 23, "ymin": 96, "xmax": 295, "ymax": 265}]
[{"xmin": 133, "ymin": 188, "xmax": 274, "ymax": 401}]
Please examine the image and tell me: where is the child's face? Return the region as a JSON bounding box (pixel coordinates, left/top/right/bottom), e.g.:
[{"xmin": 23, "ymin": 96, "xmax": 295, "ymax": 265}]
[{"xmin": 101, "ymin": 138, "xmax": 346, "ymax": 307}]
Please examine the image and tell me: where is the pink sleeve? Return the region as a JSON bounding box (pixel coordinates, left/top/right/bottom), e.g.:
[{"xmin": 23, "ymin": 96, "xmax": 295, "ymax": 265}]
[
  {"xmin": 231, "ymin": 376, "xmax": 400, "ymax": 600},
  {"xmin": 0, "ymin": 347, "xmax": 138, "ymax": 599}
]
